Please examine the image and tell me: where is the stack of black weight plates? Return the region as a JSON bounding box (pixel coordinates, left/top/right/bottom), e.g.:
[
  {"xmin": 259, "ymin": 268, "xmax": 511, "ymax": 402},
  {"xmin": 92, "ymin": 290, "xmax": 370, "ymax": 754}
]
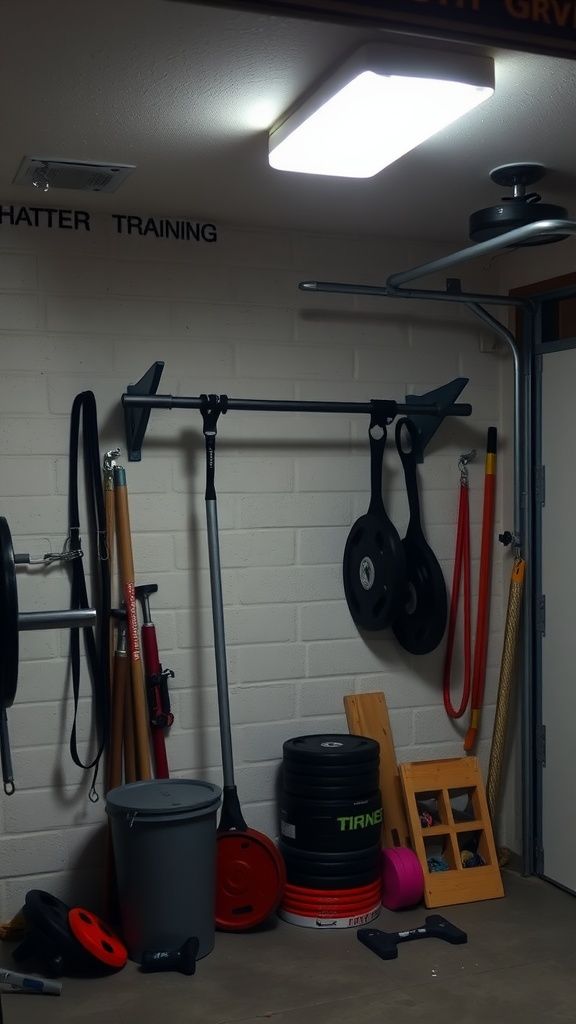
[{"xmin": 278, "ymin": 735, "xmax": 383, "ymax": 927}]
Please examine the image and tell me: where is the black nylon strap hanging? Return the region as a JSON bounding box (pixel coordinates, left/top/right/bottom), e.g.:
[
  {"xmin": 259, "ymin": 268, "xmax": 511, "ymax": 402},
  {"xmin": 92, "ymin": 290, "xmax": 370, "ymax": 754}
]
[
  {"xmin": 68, "ymin": 391, "xmax": 110, "ymax": 800},
  {"xmin": 200, "ymin": 393, "xmax": 228, "ymax": 499}
]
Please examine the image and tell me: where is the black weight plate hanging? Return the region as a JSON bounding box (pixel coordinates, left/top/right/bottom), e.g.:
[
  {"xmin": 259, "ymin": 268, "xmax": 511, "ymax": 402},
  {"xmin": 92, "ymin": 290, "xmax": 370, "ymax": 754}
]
[
  {"xmin": 342, "ymin": 424, "xmax": 407, "ymax": 632},
  {"xmin": 391, "ymin": 419, "xmax": 448, "ymax": 655},
  {"xmin": 0, "ymin": 517, "xmax": 19, "ymax": 710},
  {"xmin": 282, "ymin": 734, "xmax": 379, "ymax": 767}
]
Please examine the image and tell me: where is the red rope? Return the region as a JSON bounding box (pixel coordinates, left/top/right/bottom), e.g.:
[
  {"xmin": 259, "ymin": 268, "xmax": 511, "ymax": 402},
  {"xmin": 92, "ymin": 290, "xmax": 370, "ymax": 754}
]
[
  {"xmin": 464, "ymin": 428, "xmax": 497, "ymax": 751},
  {"xmin": 443, "ymin": 476, "xmax": 472, "ymax": 719}
]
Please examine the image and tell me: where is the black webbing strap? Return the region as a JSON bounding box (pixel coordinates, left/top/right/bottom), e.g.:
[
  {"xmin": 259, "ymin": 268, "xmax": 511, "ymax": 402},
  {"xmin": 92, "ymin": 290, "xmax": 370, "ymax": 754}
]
[
  {"xmin": 68, "ymin": 392, "xmax": 110, "ymax": 800},
  {"xmin": 200, "ymin": 393, "xmax": 228, "ymax": 500}
]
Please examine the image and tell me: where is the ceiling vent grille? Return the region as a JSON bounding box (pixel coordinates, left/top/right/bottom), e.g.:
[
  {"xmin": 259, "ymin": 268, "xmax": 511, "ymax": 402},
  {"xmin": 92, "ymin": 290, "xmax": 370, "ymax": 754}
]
[{"xmin": 12, "ymin": 157, "xmax": 135, "ymax": 193}]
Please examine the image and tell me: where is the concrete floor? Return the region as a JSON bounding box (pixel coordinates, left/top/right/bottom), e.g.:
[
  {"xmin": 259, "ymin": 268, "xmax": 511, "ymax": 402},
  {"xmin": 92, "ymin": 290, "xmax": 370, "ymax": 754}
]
[{"xmin": 1, "ymin": 869, "xmax": 575, "ymax": 1024}]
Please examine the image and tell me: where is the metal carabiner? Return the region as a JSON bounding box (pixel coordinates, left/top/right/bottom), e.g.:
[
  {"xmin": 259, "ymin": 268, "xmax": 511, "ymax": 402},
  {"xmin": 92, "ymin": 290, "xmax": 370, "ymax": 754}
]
[{"xmin": 458, "ymin": 449, "xmax": 477, "ymax": 484}]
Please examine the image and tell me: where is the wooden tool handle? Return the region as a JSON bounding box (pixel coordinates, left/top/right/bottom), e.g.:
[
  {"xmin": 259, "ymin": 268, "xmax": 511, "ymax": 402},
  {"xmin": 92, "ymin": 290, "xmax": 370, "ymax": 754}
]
[
  {"xmin": 114, "ymin": 473, "xmax": 151, "ymax": 781},
  {"xmin": 123, "ymin": 679, "xmax": 137, "ymax": 784},
  {"xmin": 114, "ymin": 484, "xmax": 136, "ymax": 579},
  {"xmin": 104, "ymin": 481, "xmax": 116, "ymax": 682},
  {"xmin": 107, "ymin": 649, "xmax": 128, "ymax": 793}
]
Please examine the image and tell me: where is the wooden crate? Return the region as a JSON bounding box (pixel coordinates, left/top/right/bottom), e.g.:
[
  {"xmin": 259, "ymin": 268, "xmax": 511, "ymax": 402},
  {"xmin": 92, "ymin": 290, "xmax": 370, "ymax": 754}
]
[{"xmin": 399, "ymin": 757, "xmax": 504, "ymax": 908}]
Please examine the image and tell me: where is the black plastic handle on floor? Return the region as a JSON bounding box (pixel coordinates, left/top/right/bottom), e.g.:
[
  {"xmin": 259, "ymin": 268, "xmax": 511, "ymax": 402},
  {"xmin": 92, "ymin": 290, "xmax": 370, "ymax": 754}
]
[
  {"xmin": 141, "ymin": 936, "xmax": 199, "ymax": 975},
  {"xmin": 357, "ymin": 915, "xmax": 467, "ymax": 960}
]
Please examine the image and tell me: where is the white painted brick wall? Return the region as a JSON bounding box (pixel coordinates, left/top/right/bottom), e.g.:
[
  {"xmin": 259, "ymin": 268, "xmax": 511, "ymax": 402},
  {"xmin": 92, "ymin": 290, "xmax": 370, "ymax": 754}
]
[{"xmin": 0, "ymin": 213, "xmax": 512, "ymax": 915}]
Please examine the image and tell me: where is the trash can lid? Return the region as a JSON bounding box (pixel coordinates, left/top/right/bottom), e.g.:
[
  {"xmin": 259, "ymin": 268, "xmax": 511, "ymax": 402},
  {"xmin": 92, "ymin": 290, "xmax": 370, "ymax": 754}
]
[{"xmin": 105, "ymin": 778, "xmax": 222, "ymax": 818}]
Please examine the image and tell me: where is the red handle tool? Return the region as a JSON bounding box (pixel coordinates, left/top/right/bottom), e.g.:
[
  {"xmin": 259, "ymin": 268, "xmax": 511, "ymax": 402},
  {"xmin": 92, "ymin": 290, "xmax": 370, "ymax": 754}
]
[
  {"xmin": 464, "ymin": 427, "xmax": 497, "ymax": 751},
  {"xmin": 135, "ymin": 584, "xmax": 174, "ymax": 779}
]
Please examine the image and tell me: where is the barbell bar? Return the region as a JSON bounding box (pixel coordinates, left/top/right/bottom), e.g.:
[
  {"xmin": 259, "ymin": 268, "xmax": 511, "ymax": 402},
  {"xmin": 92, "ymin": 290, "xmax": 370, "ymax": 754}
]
[
  {"xmin": 18, "ymin": 610, "xmax": 97, "ymax": 631},
  {"xmin": 0, "ymin": 516, "xmax": 96, "ymax": 794}
]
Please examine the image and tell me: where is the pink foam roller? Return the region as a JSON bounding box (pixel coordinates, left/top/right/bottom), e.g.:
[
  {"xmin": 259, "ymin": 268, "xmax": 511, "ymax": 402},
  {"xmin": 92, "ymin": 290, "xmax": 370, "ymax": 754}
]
[{"xmin": 381, "ymin": 847, "xmax": 424, "ymax": 910}]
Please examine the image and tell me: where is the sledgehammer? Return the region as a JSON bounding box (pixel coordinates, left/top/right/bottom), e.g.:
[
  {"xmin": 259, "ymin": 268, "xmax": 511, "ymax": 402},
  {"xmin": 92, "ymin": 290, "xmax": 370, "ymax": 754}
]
[{"xmin": 358, "ymin": 915, "xmax": 467, "ymax": 961}]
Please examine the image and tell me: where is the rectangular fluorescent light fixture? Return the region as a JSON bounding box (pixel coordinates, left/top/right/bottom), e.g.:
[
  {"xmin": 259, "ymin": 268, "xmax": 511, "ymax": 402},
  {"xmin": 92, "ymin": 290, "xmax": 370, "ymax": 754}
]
[{"xmin": 269, "ymin": 44, "xmax": 494, "ymax": 178}]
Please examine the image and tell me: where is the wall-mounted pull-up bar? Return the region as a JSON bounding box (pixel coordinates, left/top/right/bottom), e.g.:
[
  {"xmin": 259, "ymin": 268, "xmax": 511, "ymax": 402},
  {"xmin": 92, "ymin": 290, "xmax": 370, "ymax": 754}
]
[
  {"xmin": 297, "ymin": 215, "xmax": 576, "ymax": 881},
  {"xmin": 122, "ymin": 363, "xmax": 472, "ymax": 463},
  {"xmin": 300, "ymin": 219, "xmax": 576, "ymax": 309}
]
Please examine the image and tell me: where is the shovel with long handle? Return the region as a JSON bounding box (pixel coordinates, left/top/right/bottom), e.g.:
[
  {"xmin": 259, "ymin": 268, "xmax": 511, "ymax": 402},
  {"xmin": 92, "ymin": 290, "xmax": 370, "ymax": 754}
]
[{"xmin": 200, "ymin": 395, "xmax": 286, "ymax": 929}]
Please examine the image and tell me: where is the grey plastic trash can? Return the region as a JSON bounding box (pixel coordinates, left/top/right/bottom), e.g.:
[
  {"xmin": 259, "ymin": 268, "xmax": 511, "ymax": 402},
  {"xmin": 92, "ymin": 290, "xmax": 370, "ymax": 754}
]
[{"xmin": 106, "ymin": 778, "xmax": 222, "ymax": 963}]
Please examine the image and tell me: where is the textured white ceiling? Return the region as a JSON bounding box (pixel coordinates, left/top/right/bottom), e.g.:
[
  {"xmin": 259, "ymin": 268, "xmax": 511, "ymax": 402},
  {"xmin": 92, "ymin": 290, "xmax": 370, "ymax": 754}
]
[{"xmin": 2, "ymin": 0, "xmax": 576, "ymax": 244}]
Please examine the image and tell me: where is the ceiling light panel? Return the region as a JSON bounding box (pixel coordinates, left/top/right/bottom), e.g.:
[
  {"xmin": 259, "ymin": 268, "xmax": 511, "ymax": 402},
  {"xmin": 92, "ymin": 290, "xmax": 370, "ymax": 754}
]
[{"xmin": 269, "ymin": 45, "xmax": 494, "ymax": 179}]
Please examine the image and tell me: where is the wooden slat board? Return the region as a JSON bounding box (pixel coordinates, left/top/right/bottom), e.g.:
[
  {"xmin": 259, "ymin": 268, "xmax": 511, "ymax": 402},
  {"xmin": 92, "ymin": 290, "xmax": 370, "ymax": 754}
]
[
  {"xmin": 400, "ymin": 757, "xmax": 504, "ymax": 908},
  {"xmin": 343, "ymin": 692, "xmax": 411, "ymax": 850}
]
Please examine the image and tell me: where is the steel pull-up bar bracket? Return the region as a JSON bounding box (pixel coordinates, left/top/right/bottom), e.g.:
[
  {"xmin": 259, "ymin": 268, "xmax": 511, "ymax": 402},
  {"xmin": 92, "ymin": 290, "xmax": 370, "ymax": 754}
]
[
  {"xmin": 122, "ymin": 363, "xmax": 471, "ymax": 462},
  {"xmin": 123, "ymin": 360, "xmax": 165, "ymax": 462},
  {"xmin": 405, "ymin": 377, "xmax": 469, "ymax": 462}
]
